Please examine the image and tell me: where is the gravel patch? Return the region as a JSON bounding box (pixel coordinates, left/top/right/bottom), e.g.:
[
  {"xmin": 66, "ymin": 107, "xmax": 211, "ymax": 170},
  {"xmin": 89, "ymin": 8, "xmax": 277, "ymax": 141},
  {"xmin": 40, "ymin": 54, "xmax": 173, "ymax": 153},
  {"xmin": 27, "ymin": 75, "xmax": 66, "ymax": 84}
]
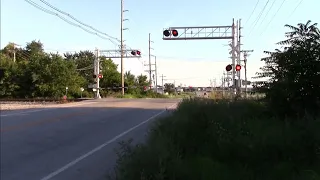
[{"xmin": 0, "ymin": 101, "xmax": 62, "ymax": 111}]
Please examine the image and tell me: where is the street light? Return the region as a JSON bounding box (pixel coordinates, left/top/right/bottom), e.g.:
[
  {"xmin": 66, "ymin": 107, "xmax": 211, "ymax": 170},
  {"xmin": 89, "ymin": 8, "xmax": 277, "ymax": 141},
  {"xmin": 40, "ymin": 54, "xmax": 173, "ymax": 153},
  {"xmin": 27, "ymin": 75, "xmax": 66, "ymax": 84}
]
[{"xmin": 65, "ymin": 87, "xmax": 68, "ymax": 96}]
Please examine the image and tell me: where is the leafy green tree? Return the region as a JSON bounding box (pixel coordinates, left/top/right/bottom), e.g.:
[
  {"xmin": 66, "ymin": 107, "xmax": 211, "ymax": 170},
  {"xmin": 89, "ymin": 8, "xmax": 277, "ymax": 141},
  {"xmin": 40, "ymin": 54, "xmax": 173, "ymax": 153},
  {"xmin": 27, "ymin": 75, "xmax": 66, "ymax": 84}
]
[
  {"xmin": 136, "ymin": 74, "xmax": 149, "ymax": 87},
  {"xmin": 124, "ymin": 71, "xmax": 136, "ymax": 87},
  {"xmin": 0, "ymin": 53, "xmax": 20, "ymax": 97},
  {"xmin": 164, "ymin": 83, "xmax": 175, "ymax": 94},
  {"xmin": 99, "ymin": 57, "xmax": 121, "ymax": 88},
  {"xmin": 0, "ymin": 40, "xmax": 152, "ymax": 98},
  {"xmin": 255, "ymin": 20, "xmax": 320, "ymax": 117},
  {"xmin": 64, "ymin": 50, "xmax": 95, "ymax": 88},
  {"xmin": 25, "ymin": 40, "xmax": 44, "ymax": 56}
]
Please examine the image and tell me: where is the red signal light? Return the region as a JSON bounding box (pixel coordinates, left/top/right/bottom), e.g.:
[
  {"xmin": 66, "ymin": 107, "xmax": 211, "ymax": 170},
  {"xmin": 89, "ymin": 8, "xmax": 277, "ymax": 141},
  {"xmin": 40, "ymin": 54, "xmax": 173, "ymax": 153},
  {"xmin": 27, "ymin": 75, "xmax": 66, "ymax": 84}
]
[
  {"xmin": 226, "ymin": 64, "xmax": 232, "ymax": 72},
  {"xmin": 235, "ymin": 65, "xmax": 241, "ymax": 71},
  {"xmin": 163, "ymin": 30, "xmax": 170, "ymax": 37},
  {"xmin": 98, "ymin": 74, "xmax": 103, "ymax": 79},
  {"xmin": 172, "ymin": 30, "xmax": 178, "ymax": 37},
  {"xmin": 131, "ymin": 50, "xmax": 141, "ymax": 56}
]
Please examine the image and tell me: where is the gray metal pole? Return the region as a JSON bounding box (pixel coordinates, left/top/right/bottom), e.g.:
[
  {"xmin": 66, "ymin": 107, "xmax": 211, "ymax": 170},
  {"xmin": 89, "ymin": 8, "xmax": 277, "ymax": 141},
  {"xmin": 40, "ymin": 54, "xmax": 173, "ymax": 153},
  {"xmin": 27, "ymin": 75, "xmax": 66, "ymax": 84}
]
[
  {"xmin": 120, "ymin": 0, "xmax": 124, "ymax": 95},
  {"xmin": 155, "ymin": 56, "xmax": 158, "ymax": 92},
  {"xmin": 148, "ymin": 33, "xmax": 152, "ymax": 89}
]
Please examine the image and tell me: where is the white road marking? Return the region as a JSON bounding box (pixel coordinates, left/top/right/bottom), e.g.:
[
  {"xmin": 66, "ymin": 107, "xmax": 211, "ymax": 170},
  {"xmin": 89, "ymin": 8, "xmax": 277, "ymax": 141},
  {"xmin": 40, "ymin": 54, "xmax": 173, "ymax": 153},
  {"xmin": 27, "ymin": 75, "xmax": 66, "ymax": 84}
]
[
  {"xmin": 0, "ymin": 102, "xmax": 98, "ymax": 117},
  {"xmin": 39, "ymin": 103, "xmax": 177, "ymax": 180}
]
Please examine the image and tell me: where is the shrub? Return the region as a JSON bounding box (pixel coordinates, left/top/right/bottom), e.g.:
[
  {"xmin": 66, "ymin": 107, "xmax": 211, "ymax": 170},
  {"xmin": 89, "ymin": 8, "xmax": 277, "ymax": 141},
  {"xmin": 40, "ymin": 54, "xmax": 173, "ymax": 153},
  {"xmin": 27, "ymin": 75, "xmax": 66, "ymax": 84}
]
[{"xmin": 111, "ymin": 98, "xmax": 320, "ymax": 180}]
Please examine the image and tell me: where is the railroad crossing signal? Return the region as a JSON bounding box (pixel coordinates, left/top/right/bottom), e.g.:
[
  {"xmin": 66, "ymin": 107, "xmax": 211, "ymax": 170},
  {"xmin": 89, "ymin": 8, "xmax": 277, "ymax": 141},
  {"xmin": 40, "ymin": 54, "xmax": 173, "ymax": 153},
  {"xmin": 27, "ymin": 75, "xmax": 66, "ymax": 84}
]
[
  {"xmin": 131, "ymin": 50, "xmax": 141, "ymax": 56},
  {"xmin": 163, "ymin": 29, "xmax": 179, "ymax": 37},
  {"xmin": 93, "ymin": 74, "xmax": 103, "ymax": 79},
  {"xmin": 99, "ymin": 49, "xmax": 141, "ymax": 59},
  {"xmin": 226, "ymin": 64, "xmax": 232, "ymax": 72},
  {"xmin": 225, "ymin": 64, "xmax": 241, "ymax": 71},
  {"xmin": 235, "ymin": 65, "xmax": 241, "ymax": 71}
]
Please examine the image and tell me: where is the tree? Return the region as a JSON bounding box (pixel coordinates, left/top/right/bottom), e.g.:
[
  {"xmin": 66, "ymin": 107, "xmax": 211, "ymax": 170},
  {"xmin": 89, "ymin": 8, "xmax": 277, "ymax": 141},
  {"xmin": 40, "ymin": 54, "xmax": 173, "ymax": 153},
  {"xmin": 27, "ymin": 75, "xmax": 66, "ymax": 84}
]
[
  {"xmin": 64, "ymin": 50, "xmax": 96, "ymax": 87},
  {"xmin": 0, "ymin": 40, "xmax": 150, "ymax": 98},
  {"xmin": 25, "ymin": 40, "xmax": 44, "ymax": 56},
  {"xmin": 124, "ymin": 71, "xmax": 136, "ymax": 87},
  {"xmin": 99, "ymin": 57, "xmax": 121, "ymax": 88},
  {"xmin": 164, "ymin": 83, "xmax": 175, "ymax": 94},
  {"xmin": 136, "ymin": 74, "xmax": 149, "ymax": 87},
  {"xmin": 255, "ymin": 20, "xmax": 320, "ymax": 117}
]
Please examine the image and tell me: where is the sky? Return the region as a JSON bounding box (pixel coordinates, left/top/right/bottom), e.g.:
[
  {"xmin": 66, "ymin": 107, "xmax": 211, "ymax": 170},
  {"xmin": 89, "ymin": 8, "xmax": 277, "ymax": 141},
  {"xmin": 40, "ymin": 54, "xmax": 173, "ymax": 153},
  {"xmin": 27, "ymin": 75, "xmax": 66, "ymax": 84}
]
[{"xmin": 1, "ymin": 0, "xmax": 319, "ymax": 87}]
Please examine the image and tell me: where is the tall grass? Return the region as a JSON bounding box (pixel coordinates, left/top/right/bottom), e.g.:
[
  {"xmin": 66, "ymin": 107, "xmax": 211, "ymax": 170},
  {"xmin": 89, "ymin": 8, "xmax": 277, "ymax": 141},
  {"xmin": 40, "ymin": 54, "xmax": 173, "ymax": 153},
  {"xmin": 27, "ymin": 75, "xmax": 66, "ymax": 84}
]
[{"xmin": 110, "ymin": 98, "xmax": 320, "ymax": 180}]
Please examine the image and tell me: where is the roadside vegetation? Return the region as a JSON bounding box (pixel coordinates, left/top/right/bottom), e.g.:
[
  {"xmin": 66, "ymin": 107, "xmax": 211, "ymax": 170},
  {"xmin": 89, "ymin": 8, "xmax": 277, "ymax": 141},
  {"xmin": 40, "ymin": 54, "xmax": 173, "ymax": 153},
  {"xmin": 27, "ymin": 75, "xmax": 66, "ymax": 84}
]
[
  {"xmin": 0, "ymin": 41, "xmax": 180, "ymax": 100},
  {"xmin": 110, "ymin": 20, "xmax": 320, "ymax": 179}
]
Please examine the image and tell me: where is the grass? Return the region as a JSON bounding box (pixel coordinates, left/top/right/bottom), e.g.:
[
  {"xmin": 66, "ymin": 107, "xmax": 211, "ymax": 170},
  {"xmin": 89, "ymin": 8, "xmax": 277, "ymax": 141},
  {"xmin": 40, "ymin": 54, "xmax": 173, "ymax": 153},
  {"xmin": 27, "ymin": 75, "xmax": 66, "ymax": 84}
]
[{"xmin": 109, "ymin": 98, "xmax": 320, "ymax": 180}]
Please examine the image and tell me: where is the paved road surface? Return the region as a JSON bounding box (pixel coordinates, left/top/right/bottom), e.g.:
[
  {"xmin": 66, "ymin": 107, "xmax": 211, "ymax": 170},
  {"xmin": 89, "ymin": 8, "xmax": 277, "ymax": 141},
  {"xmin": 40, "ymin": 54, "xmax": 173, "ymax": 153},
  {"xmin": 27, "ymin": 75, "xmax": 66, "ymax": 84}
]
[{"xmin": 0, "ymin": 98, "xmax": 179, "ymax": 180}]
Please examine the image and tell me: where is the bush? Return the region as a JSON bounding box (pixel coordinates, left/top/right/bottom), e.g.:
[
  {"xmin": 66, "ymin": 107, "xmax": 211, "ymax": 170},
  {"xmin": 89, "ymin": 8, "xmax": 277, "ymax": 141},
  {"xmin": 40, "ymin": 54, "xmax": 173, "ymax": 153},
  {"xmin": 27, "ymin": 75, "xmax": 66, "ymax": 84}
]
[
  {"xmin": 115, "ymin": 89, "xmax": 168, "ymax": 99},
  {"xmin": 110, "ymin": 98, "xmax": 320, "ymax": 180}
]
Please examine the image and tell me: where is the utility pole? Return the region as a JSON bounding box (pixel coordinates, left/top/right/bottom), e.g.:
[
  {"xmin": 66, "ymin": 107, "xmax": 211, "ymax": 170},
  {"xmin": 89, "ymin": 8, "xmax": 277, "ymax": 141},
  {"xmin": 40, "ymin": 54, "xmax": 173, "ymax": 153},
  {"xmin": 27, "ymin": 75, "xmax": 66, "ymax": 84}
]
[
  {"xmin": 10, "ymin": 42, "xmax": 20, "ymax": 62},
  {"xmin": 120, "ymin": 0, "xmax": 124, "ymax": 95},
  {"xmin": 241, "ymin": 50, "xmax": 254, "ymax": 98},
  {"xmin": 222, "ymin": 72, "xmax": 225, "ymax": 97},
  {"xmin": 120, "ymin": 0, "xmax": 129, "ymax": 95},
  {"xmin": 94, "ymin": 48, "xmax": 101, "ymax": 99},
  {"xmin": 237, "ymin": 19, "xmax": 242, "ymax": 95},
  {"xmin": 231, "ymin": 19, "xmax": 237, "ymax": 95},
  {"xmin": 13, "ymin": 43, "xmax": 16, "ymax": 63},
  {"xmin": 148, "ymin": 33, "xmax": 154, "ymax": 88},
  {"xmin": 160, "ymin": 74, "xmax": 166, "ymax": 88},
  {"xmin": 155, "ymin": 56, "xmax": 158, "ymax": 92}
]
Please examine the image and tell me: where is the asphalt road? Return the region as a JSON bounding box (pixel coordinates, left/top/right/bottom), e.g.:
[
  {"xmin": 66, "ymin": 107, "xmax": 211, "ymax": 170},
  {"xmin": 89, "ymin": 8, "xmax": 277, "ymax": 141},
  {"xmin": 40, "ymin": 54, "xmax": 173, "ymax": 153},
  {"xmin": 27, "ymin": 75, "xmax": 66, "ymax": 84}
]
[{"xmin": 0, "ymin": 98, "xmax": 180, "ymax": 180}]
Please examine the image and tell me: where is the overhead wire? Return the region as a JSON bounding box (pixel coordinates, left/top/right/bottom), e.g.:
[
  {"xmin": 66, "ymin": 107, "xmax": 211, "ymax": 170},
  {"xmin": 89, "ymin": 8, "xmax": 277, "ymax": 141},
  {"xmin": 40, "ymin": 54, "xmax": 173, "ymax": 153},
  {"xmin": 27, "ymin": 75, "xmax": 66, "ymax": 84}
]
[
  {"xmin": 24, "ymin": 0, "xmax": 144, "ymax": 67},
  {"xmin": 288, "ymin": 0, "xmax": 304, "ymax": 18},
  {"xmin": 247, "ymin": 0, "xmax": 270, "ymax": 36},
  {"xmin": 245, "ymin": 0, "xmax": 260, "ymax": 25},
  {"xmin": 260, "ymin": 0, "xmax": 286, "ymax": 35},
  {"xmin": 24, "ymin": 0, "xmax": 119, "ymax": 46},
  {"xmin": 38, "ymin": 0, "xmax": 120, "ymax": 43},
  {"xmin": 256, "ymin": 0, "xmax": 276, "ymax": 29}
]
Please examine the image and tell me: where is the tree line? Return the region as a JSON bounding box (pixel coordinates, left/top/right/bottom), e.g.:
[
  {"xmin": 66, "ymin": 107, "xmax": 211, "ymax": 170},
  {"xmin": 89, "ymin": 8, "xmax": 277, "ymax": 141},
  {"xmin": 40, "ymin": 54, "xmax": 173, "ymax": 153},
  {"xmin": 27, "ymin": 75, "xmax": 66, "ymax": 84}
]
[
  {"xmin": 0, "ymin": 41, "xmax": 150, "ymax": 98},
  {"xmin": 254, "ymin": 20, "xmax": 320, "ymax": 117}
]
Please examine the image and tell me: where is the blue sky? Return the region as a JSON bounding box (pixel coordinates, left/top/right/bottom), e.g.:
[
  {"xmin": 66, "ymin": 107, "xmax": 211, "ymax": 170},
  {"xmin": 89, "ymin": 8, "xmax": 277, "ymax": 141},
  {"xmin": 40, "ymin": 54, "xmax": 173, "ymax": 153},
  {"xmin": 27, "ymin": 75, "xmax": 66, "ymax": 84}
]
[{"xmin": 1, "ymin": 0, "xmax": 319, "ymax": 86}]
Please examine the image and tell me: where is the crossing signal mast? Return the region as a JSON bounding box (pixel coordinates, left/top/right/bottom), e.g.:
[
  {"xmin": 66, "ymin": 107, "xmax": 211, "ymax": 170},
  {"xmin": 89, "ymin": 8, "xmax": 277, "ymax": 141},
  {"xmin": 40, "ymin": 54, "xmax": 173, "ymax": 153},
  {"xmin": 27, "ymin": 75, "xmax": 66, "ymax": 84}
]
[
  {"xmin": 91, "ymin": 48, "xmax": 142, "ymax": 99},
  {"xmin": 162, "ymin": 19, "xmax": 241, "ymax": 95}
]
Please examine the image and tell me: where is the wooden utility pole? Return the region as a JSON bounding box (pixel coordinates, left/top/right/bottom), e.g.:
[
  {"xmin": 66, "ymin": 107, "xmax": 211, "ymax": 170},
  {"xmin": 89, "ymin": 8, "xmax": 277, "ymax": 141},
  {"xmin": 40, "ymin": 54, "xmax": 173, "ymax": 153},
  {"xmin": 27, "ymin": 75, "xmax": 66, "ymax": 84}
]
[{"xmin": 241, "ymin": 50, "xmax": 254, "ymax": 98}]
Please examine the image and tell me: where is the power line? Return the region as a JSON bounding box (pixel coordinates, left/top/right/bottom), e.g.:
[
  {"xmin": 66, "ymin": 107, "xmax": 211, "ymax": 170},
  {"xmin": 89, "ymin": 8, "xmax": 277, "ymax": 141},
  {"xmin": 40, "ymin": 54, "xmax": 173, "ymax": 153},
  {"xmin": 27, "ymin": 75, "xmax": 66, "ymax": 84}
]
[
  {"xmin": 24, "ymin": 0, "xmax": 118, "ymax": 45},
  {"xmin": 256, "ymin": 0, "xmax": 276, "ymax": 29},
  {"xmin": 248, "ymin": 0, "xmax": 270, "ymax": 36},
  {"xmin": 260, "ymin": 0, "xmax": 286, "ymax": 35},
  {"xmin": 288, "ymin": 0, "xmax": 304, "ymax": 18},
  {"xmin": 38, "ymin": 0, "xmax": 120, "ymax": 42},
  {"xmin": 245, "ymin": 0, "xmax": 260, "ymax": 25}
]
